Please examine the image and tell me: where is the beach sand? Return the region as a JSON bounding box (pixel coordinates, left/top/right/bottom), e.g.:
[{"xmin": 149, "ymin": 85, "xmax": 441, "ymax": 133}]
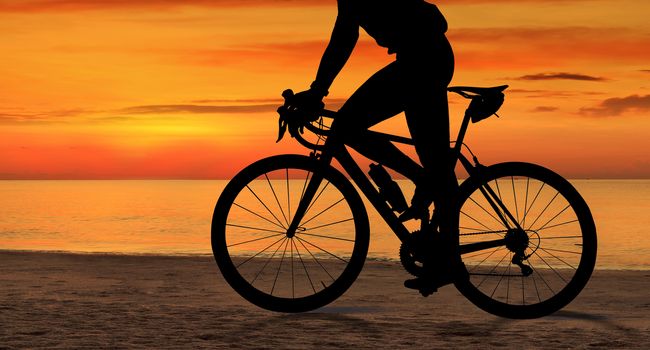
[{"xmin": 1, "ymin": 251, "xmax": 648, "ymax": 349}]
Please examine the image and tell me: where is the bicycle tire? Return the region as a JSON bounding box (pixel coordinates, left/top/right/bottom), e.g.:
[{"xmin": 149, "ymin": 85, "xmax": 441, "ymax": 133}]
[
  {"xmin": 212, "ymin": 154, "xmax": 369, "ymax": 312},
  {"xmin": 454, "ymin": 162, "xmax": 597, "ymax": 319}
]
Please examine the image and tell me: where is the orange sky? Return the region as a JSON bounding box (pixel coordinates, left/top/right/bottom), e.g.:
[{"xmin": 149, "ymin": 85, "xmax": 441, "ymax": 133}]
[{"xmin": 1, "ymin": 0, "xmax": 649, "ymax": 179}]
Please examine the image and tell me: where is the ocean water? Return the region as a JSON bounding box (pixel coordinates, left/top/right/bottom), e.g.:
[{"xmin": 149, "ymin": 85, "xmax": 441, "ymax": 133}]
[{"xmin": 1, "ymin": 179, "xmax": 648, "ymax": 270}]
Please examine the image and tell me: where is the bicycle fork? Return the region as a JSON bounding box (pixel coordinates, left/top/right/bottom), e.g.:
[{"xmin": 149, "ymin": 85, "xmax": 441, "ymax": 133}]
[{"xmin": 284, "ymin": 153, "xmax": 332, "ymax": 238}]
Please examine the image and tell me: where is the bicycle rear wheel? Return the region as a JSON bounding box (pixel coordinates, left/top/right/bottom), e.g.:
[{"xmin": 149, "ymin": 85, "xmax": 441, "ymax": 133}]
[
  {"xmin": 454, "ymin": 162, "xmax": 597, "ymax": 319},
  {"xmin": 212, "ymin": 155, "xmax": 369, "ymax": 312}
]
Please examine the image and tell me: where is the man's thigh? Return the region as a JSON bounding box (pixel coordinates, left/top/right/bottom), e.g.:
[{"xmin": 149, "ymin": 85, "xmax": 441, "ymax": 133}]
[{"xmin": 335, "ymin": 61, "xmax": 405, "ymax": 131}]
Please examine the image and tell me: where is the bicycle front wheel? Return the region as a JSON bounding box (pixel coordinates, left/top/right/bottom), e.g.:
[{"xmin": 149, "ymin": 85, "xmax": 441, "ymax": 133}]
[
  {"xmin": 454, "ymin": 162, "xmax": 597, "ymax": 319},
  {"xmin": 212, "ymin": 155, "xmax": 369, "ymax": 312}
]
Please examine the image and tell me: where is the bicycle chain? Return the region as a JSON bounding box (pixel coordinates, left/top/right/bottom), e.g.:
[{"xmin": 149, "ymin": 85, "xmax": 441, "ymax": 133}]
[{"xmin": 459, "ymin": 229, "xmax": 508, "ymax": 237}]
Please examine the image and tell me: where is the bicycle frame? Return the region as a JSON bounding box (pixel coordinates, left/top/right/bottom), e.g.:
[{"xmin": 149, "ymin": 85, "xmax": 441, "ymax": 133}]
[{"xmin": 285, "ymin": 108, "xmax": 522, "ymax": 256}]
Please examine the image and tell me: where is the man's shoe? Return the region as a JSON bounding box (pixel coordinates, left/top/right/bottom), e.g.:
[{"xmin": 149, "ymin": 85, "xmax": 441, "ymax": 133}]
[
  {"xmin": 404, "ymin": 277, "xmax": 438, "ymax": 297},
  {"xmin": 399, "ymin": 204, "xmax": 427, "ymax": 222},
  {"xmin": 399, "ymin": 184, "xmax": 432, "ymax": 222},
  {"xmin": 404, "ymin": 262, "xmax": 467, "ymax": 297}
]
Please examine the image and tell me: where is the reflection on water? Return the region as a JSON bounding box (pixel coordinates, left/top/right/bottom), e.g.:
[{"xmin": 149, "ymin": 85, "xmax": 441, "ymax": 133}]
[{"xmin": 0, "ymin": 180, "xmax": 648, "ymax": 270}]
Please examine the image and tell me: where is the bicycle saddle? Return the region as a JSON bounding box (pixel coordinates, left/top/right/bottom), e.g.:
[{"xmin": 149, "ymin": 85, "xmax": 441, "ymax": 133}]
[
  {"xmin": 448, "ymin": 85, "xmax": 509, "ymax": 123},
  {"xmin": 447, "ymin": 85, "xmax": 509, "ymax": 98}
]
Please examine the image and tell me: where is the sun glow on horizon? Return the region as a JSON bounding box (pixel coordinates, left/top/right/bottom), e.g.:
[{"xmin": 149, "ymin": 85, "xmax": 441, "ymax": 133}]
[{"xmin": 1, "ymin": 0, "xmax": 649, "ymax": 179}]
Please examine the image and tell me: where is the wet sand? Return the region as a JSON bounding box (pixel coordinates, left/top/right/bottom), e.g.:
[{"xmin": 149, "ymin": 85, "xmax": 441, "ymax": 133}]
[{"xmin": 1, "ymin": 251, "xmax": 648, "ymax": 349}]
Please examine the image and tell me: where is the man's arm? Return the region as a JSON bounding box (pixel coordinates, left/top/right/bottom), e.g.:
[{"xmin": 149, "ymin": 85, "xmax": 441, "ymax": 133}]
[{"xmin": 310, "ymin": 5, "xmax": 359, "ymax": 97}]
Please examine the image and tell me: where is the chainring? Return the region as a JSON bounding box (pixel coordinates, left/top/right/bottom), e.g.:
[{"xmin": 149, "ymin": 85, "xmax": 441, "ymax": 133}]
[{"xmin": 399, "ymin": 230, "xmax": 427, "ymax": 277}]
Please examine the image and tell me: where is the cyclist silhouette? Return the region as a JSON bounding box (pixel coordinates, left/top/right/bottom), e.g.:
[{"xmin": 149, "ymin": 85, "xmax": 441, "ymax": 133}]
[{"xmin": 290, "ymin": 0, "xmax": 459, "ymax": 294}]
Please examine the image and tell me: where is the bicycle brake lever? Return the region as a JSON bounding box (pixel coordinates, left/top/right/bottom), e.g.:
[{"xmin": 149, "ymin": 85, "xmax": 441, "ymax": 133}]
[{"xmin": 276, "ymin": 106, "xmax": 288, "ymax": 142}]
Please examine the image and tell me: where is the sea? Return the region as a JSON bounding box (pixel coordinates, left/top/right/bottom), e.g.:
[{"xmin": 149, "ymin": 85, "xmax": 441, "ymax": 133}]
[{"xmin": 1, "ymin": 179, "xmax": 648, "ymax": 270}]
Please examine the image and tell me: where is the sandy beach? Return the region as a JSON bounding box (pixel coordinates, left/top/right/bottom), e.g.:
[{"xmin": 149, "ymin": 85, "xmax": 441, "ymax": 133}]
[{"xmin": 1, "ymin": 251, "xmax": 648, "ymax": 349}]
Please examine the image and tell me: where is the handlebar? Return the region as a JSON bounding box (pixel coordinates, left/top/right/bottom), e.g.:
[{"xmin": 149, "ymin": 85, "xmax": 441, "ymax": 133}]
[{"xmin": 276, "ymin": 89, "xmax": 336, "ymax": 151}]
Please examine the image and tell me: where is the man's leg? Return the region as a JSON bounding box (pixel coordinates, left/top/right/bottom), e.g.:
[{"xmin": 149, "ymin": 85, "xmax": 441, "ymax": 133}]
[
  {"xmin": 335, "ymin": 62, "xmax": 422, "ymax": 182},
  {"xmin": 398, "ymin": 37, "xmax": 461, "ymax": 294}
]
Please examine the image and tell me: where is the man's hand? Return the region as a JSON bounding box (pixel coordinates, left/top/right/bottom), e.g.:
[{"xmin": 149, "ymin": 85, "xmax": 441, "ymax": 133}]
[{"xmin": 289, "ymin": 88, "xmax": 325, "ymax": 115}]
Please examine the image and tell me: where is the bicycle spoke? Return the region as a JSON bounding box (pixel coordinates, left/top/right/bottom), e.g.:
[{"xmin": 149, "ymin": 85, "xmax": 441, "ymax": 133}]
[
  {"xmin": 476, "ymin": 250, "xmax": 511, "ymax": 288},
  {"xmin": 538, "ymin": 247, "xmax": 582, "ymax": 255},
  {"xmin": 529, "ymin": 261, "xmax": 542, "ymax": 303},
  {"xmin": 467, "ymin": 246, "xmax": 506, "ymax": 273},
  {"xmin": 233, "ymin": 202, "xmax": 286, "ymax": 231},
  {"xmin": 227, "ymin": 232, "xmax": 285, "ymax": 248},
  {"xmin": 494, "ymin": 178, "xmax": 503, "ymax": 202},
  {"xmin": 537, "ymin": 219, "xmax": 580, "ymax": 231},
  {"xmin": 290, "ymin": 236, "xmax": 294, "ymax": 298},
  {"xmin": 495, "ymin": 255, "xmax": 512, "ymax": 301},
  {"xmin": 304, "ymin": 181, "xmax": 331, "ymax": 219},
  {"xmin": 250, "ymin": 237, "xmax": 288, "ymax": 284},
  {"xmin": 264, "ymin": 174, "xmax": 289, "ymax": 227},
  {"xmin": 296, "ymin": 236, "xmax": 334, "ymax": 281},
  {"xmin": 522, "ymin": 182, "xmax": 545, "ymax": 226},
  {"xmin": 534, "ymin": 251, "xmax": 568, "ymax": 283},
  {"xmin": 298, "ymin": 231, "xmax": 355, "ymax": 242},
  {"xmin": 538, "ymin": 234, "xmax": 582, "ymax": 239},
  {"xmin": 237, "ymin": 236, "xmax": 287, "ymax": 269},
  {"xmin": 270, "ymin": 238, "xmax": 291, "ymax": 296},
  {"xmin": 461, "ymin": 209, "xmax": 494, "ymax": 231},
  {"xmin": 528, "ymin": 259, "xmax": 555, "ymax": 295},
  {"xmin": 305, "ymin": 217, "xmax": 354, "ymax": 231},
  {"xmin": 286, "ymin": 168, "xmax": 291, "ymax": 223},
  {"xmin": 526, "ymin": 191, "xmax": 560, "ymax": 230},
  {"xmin": 299, "ymin": 170, "xmax": 311, "ymax": 204},
  {"xmin": 460, "ymin": 229, "xmax": 507, "ymax": 236},
  {"xmin": 523, "ymin": 177, "xmax": 530, "ymax": 228},
  {"xmin": 538, "ymin": 247, "xmax": 577, "ymax": 270},
  {"xmin": 536, "ymin": 203, "xmax": 571, "ymax": 231},
  {"xmin": 226, "ymin": 223, "xmax": 286, "ymax": 235},
  {"xmin": 460, "ymin": 226, "xmax": 490, "ymax": 232},
  {"xmin": 467, "ymin": 196, "xmax": 504, "ymax": 228},
  {"xmin": 511, "ymin": 176, "xmax": 519, "ymax": 223},
  {"xmin": 296, "ymin": 236, "xmax": 349, "ymax": 264},
  {"xmin": 521, "ymin": 273, "xmax": 525, "ymax": 305},
  {"xmin": 464, "ymin": 246, "xmax": 505, "ymax": 259},
  {"xmin": 246, "ymin": 185, "xmax": 286, "ymax": 229},
  {"xmin": 302, "ymin": 197, "xmax": 345, "ymax": 226},
  {"xmin": 293, "ymin": 238, "xmax": 317, "ymax": 294}
]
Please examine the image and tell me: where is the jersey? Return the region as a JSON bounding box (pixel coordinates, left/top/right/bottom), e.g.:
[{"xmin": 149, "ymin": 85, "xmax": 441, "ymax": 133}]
[{"xmin": 338, "ymin": 0, "xmax": 448, "ymax": 52}]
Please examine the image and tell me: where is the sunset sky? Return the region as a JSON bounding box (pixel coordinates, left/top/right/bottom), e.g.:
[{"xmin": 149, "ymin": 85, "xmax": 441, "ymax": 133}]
[{"xmin": 1, "ymin": 0, "xmax": 649, "ymax": 179}]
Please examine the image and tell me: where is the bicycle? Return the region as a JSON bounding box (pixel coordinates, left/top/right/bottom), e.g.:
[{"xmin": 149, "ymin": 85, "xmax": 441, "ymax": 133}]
[{"xmin": 211, "ymin": 85, "xmax": 597, "ymax": 319}]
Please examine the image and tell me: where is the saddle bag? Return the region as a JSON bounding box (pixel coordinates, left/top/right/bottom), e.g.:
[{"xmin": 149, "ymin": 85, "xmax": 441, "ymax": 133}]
[{"xmin": 467, "ymin": 92, "xmax": 505, "ymax": 123}]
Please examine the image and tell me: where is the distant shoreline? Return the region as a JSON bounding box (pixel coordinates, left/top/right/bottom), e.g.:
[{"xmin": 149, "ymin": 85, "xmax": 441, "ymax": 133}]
[{"xmin": 1, "ymin": 249, "xmax": 647, "ymax": 271}]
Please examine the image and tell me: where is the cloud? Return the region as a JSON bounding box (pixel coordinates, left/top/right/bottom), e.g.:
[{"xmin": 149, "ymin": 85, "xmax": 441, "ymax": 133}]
[
  {"xmin": 515, "ymin": 72, "xmax": 607, "ymax": 81},
  {"xmin": 117, "ymin": 104, "xmax": 280, "ymax": 115},
  {"xmin": 449, "ymin": 27, "xmax": 650, "ymax": 69},
  {"xmin": 531, "ymin": 106, "xmax": 559, "ymax": 112},
  {"xmin": 579, "ymin": 95, "xmax": 650, "ymax": 117},
  {"xmin": 507, "ymin": 89, "xmax": 604, "ymax": 98},
  {"xmin": 0, "ymin": 0, "xmax": 595, "ymax": 12},
  {"xmin": 118, "ymin": 97, "xmax": 347, "ymax": 115},
  {"xmin": 0, "ymin": 0, "xmax": 329, "ymax": 12},
  {"xmin": 189, "ymin": 98, "xmax": 283, "ymax": 104},
  {"xmin": 640, "ymin": 70, "xmax": 650, "ymax": 73},
  {"xmin": 0, "ymin": 109, "xmax": 89, "ymax": 124}
]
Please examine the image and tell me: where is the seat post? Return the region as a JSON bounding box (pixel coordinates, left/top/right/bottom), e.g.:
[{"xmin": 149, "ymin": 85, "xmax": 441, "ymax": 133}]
[{"xmin": 452, "ymin": 111, "xmax": 472, "ymax": 164}]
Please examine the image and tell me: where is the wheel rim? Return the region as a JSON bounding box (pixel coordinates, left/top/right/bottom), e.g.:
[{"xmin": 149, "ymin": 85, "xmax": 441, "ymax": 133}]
[
  {"xmin": 215, "ymin": 162, "xmax": 364, "ymax": 303},
  {"xmin": 458, "ymin": 170, "xmax": 594, "ymax": 310}
]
